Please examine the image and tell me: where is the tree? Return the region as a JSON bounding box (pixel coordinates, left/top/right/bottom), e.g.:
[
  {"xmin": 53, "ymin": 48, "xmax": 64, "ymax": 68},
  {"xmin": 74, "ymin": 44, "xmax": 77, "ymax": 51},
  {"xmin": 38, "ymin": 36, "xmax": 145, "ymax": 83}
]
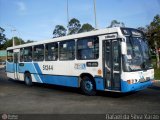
[
  {"xmin": 146, "ymin": 14, "xmax": 160, "ymax": 68},
  {"xmin": 108, "ymin": 20, "xmax": 125, "ymax": 28},
  {"xmin": 2, "ymin": 39, "xmax": 13, "ymax": 49},
  {"xmin": 78, "ymin": 23, "xmax": 95, "ymax": 33},
  {"xmin": 0, "ymin": 27, "xmax": 6, "ymax": 45},
  {"xmin": 137, "ymin": 27, "xmax": 147, "ymax": 34},
  {"xmin": 0, "ymin": 37, "xmax": 25, "ymax": 50},
  {"xmin": 14, "ymin": 37, "xmax": 25, "ymax": 45},
  {"xmin": 26, "ymin": 40, "xmax": 34, "ymax": 43},
  {"xmin": 53, "ymin": 25, "xmax": 67, "ymax": 38},
  {"xmin": 68, "ymin": 18, "xmax": 81, "ymax": 35}
]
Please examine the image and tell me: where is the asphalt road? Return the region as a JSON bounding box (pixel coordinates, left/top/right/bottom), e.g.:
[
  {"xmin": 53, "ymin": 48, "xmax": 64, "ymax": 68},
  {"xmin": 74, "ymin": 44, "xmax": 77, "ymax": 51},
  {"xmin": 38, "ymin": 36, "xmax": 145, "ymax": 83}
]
[{"xmin": 0, "ymin": 67, "xmax": 160, "ymax": 115}]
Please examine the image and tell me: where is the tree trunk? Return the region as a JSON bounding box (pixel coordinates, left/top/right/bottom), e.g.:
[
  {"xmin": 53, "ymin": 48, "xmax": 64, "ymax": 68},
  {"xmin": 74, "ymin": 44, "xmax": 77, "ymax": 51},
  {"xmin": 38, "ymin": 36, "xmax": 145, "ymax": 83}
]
[{"xmin": 154, "ymin": 40, "xmax": 160, "ymax": 69}]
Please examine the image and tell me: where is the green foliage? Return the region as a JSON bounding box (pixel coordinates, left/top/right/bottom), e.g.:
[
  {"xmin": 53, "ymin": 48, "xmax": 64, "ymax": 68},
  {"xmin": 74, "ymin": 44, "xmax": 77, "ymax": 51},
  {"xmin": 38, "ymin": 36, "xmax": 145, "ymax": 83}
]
[
  {"xmin": 137, "ymin": 27, "xmax": 147, "ymax": 34},
  {"xmin": 68, "ymin": 18, "xmax": 81, "ymax": 35},
  {"xmin": 108, "ymin": 20, "xmax": 125, "ymax": 28},
  {"xmin": 26, "ymin": 40, "xmax": 34, "ymax": 43},
  {"xmin": 78, "ymin": 23, "xmax": 94, "ymax": 33},
  {"xmin": 0, "ymin": 37, "xmax": 25, "ymax": 50},
  {"xmin": 14, "ymin": 37, "xmax": 25, "ymax": 45},
  {"xmin": 152, "ymin": 58, "xmax": 160, "ymax": 79},
  {"xmin": 154, "ymin": 68, "xmax": 160, "ymax": 80},
  {"xmin": 147, "ymin": 14, "xmax": 160, "ymax": 48},
  {"xmin": 0, "ymin": 27, "xmax": 6, "ymax": 45},
  {"xmin": 147, "ymin": 14, "xmax": 160, "ymax": 68},
  {"xmin": 142, "ymin": 15, "xmax": 160, "ymax": 48},
  {"xmin": 1, "ymin": 39, "xmax": 12, "ymax": 49},
  {"xmin": 137, "ymin": 15, "xmax": 160, "ymax": 68},
  {"xmin": 53, "ymin": 25, "xmax": 67, "ymax": 38}
]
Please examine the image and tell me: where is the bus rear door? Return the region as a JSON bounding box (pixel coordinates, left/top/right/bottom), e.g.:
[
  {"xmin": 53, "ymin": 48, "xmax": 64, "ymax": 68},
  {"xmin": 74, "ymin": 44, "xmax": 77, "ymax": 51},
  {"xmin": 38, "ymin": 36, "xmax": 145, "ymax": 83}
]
[{"xmin": 13, "ymin": 49, "xmax": 20, "ymax": 80}]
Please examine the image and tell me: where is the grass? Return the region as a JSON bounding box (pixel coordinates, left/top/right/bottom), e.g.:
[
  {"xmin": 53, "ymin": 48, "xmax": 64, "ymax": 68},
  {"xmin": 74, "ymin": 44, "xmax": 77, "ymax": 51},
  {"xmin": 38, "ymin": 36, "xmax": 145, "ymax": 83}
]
[
  {"xmin": 152, "ymin": 57, "xmax": 160, "ymax": 80},
  {"xmin": 154, "ymin": 68, "xmax": 160, "ymax": 80}
]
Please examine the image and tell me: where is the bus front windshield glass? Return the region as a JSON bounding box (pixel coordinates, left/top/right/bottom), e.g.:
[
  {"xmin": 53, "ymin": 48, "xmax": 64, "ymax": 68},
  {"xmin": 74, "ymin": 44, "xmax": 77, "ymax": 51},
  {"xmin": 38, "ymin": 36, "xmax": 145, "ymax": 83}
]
[{"xmin": 124, "ymin": 37, "xmax": 152, "ymax": 71}]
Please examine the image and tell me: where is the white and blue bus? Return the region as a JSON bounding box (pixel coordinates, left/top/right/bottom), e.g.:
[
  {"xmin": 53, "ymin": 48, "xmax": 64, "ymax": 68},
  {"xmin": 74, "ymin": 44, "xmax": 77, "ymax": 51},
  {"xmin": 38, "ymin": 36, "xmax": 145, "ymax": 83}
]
[{"xmin": 6, "ymin": 27, "xmax": 154, "ymax": 95}]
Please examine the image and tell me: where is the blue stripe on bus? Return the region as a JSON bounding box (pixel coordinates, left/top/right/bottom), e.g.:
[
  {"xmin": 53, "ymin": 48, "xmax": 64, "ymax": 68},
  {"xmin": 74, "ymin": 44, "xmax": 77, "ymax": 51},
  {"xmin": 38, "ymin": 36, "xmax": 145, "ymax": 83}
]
[
  {"xmin": 34, "ymin": 63, "xmax": 42, "ymax": 74},
  {"xmin": 33, "ymin": 74, "xmax": 42, "ymax": 83},
  {"xmin": 9, "ymin": 62, "xmax": 106, "ymax": 89},
  {"xmin": 17, "ymin": 62, "xmax": 42, "ymax": 83},
  {"xmin": 95, "ymin": 77, "xmax": 105, "ymax": 90},
  {"xmin": 33, "ymin": 63, "xmax": 43, "ymax": 83},
  {"xmin": 33, "ymin": 63, "xmax": 79, "ymax": 87},
  {"xmin": 42, "ymin": 75, "xmax": 79, "ymax": 87},
  {"xmin": 121, "ymin": 80, "xmax": 153, "ymax": 92}
]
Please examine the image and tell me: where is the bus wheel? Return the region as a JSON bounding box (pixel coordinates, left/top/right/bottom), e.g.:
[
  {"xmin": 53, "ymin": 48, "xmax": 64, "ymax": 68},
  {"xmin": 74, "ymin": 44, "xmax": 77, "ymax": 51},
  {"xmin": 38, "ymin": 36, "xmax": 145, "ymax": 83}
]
[
  {"xmin": 80, "ymin": 76, "xmax": 96, "ymax": 96},
  {"xmin": 24, "ymin": 73, "xmax": 32, "ymax": 86}
]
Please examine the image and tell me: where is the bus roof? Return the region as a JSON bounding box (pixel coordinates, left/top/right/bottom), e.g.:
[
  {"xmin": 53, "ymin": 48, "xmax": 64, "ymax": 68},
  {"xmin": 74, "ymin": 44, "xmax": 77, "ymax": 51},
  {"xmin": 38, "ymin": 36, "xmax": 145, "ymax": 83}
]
[{"xmin": 7, "ymin": 27, "xmax": 123, "ymax": 50}]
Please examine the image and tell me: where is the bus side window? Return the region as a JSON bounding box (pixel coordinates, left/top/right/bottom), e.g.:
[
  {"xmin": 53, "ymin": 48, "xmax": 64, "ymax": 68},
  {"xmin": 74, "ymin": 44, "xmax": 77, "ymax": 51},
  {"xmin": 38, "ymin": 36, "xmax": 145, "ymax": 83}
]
[
  {"xmin": 7, "ymin": 50, "xmax": 13, "ymax": 62},
  {"xmin": 20, "ymin": 48, "xmax": 24, "ymax": 62},
  {"xmin": 24, "ymin": 47, "xmax": 32, "ymax": 62},
  {"xmin": 33, "ymin": 45, "xmax": 44, "ymax": 61},
  {"xmin": 59, "ymin": 40, "xmax": 75, "ymax": 60},
  {"xmin": 45, "ymin": 42, "xmax": 58, "ymax": 61},
  {"xmin": 77, "ymin": 37, "xmax": 99, "ymax": 60}
]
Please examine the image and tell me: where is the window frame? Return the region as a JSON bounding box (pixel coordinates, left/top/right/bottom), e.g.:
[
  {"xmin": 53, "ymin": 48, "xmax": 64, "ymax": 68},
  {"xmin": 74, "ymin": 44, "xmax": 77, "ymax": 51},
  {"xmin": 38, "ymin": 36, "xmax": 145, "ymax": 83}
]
[
  {"xmin": 20, "ymin": 48, "xmax": 24, "ymax": 62},
  {"xmin": 76, "ymin": 36, "xmax": 99, "ymax": 60},
  {"xmin": 23, "ymin": 46, "xmax": 33, "ymax": 62},
  {"xmin": 7, "ymin": 50, "xmax": 13, "ymax": 63},
  {"xmin": 59, "ymin": 40, "xmax": 75, "ymax": 61},
  {"xmin": 45, "ymin": 42, "xmax": 58, "ymax": 61},
  {"xmin": 33, "ymin": 44, "xmax": 45, "ymax": 62}
]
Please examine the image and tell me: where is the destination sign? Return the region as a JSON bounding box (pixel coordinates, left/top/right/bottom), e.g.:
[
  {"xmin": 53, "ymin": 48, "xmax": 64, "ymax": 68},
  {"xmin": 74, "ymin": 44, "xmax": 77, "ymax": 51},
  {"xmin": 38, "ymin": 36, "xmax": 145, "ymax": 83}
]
[
  {"xmin": 131, "ymin": 30, "xmax": 143, "ymax": 37},
  {"xmin": 121, "ymin": 28, "xmax": 144, "ymax": 37},
  {"xmin": 104, "ymin": 34, "xmax": 117, "ymax": 39}
]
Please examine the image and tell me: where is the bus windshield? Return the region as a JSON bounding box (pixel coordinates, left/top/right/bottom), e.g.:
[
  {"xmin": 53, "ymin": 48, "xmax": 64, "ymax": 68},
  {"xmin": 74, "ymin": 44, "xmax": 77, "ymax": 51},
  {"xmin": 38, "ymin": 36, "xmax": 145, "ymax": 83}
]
[{"xmin": 124, "ymin": 37, "xmax": 152, "ymax": 72}]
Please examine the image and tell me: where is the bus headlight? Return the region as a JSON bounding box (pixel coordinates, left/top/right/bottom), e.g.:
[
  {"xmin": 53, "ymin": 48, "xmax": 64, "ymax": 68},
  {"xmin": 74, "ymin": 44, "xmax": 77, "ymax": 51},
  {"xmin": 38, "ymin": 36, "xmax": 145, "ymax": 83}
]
[
  {"xmin": 127, "ymin": 79, "xmax": 137, "ymax": 84},
  {"xmin": 127, "ymin": 80, "xmax": 132, "ymax": 84}
]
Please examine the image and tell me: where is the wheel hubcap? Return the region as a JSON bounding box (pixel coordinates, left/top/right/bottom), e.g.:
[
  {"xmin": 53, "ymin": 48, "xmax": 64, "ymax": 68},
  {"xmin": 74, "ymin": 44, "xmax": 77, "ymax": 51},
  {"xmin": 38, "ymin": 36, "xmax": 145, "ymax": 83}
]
[{"xmin": 85, "ymin": 81, "xmax": 93, "ymax": 91}]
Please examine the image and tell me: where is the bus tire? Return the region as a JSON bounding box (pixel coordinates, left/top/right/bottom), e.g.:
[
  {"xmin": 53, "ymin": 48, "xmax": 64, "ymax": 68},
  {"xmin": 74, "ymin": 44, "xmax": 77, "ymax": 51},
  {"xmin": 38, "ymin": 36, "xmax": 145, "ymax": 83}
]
[
  {"xmin": 80, "ymin": 76, "xmax": 96, "ymax": 96},
  {"xmin": 24, "ymin": 73, "xmax": 32, "ymax": 86}
]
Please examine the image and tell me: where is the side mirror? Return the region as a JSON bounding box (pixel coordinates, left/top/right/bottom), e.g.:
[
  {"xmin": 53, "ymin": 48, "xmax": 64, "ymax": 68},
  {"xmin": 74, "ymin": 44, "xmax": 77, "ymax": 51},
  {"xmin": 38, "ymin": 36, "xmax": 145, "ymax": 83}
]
[{"xmin": 121, "ymin": 42, "xmax": 127, "ymax": 55}]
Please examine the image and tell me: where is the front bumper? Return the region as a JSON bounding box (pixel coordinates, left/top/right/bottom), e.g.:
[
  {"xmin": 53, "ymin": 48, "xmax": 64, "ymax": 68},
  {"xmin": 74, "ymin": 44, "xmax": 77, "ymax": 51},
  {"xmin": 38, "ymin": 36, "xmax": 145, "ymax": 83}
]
[{"xmin": 121, "ymin": 80, "xmax": 153, "ymax": 93}]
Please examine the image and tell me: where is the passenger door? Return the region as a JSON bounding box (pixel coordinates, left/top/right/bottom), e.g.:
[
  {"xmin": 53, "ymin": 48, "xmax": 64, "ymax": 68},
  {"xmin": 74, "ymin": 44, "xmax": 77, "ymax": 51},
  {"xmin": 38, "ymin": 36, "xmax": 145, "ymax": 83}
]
[
  {"xmin": 103, "ymin": 39, "xmax": 121, "ymax": 90},
  {"xmin": 13, "ymin": 51, "xmax": 20, "ymax": 80}
]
